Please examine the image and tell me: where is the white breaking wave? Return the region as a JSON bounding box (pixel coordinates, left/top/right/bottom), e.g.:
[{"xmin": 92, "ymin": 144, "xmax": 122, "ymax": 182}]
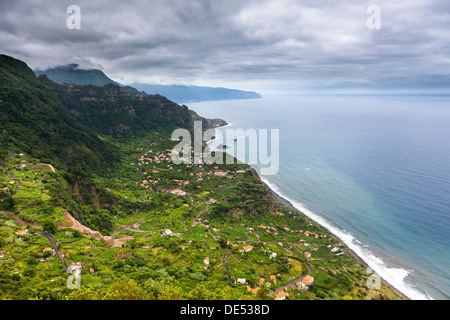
[
  {"xmin": 205, "ymin": 122, "xmax": 233, "ymax": 149},
  {"xmin": 259, "ymin": 175, "xmax": 432, "ymax": 300},
  {"xmin": 203, "ymin": 124, "xmax": 431, "ymax": 300},
  {"xmin": 220, "ymin": 122, "xmax": 233, "ymax": 128}
]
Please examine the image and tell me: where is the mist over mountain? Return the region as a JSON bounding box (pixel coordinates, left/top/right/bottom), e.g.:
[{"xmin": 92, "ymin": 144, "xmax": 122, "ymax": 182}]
[
  {"xmin": 1, "ymin": 55, "xmax": 198, "ymax": 176},
  {"xmin": 34, "ymin": 64, "xmax": 120, "ymax": 87},
  {"xmin": 34, "ymin": 65, "xmax": 262, "ymax": 103}
]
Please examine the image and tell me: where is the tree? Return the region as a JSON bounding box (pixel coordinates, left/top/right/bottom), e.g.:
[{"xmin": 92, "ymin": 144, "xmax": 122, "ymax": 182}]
[
  {"xmin": 217, "ymin": 236, "xmax": 228, "ymax": 249},
  {"xmin": 0, "ymin": 196, "xmax": 14, "ymax": 210},
  {"xmin": 43, "ymin": 250, "xmax": 53, "ymax": 258},
  {"xmin": 42, "ymin": 220, "xmax": 57, "ymax": 234},
  {"xmin": 144, "ymin": 278, "xmax": 164, "ymax": 299},
  {"xmin": 255, "ymin": 284, "xmax": 272, "ymax": 300},
  {"xmin": 211, "ymin": 285, "xmax": 235, "ymax": 300},
  {"xmin": 23, "ymin": 267, "xmax": 36, "ymax": 278},
  {"xmin": 71, "ymin": 229, "xmax": 82, "ymax": 238},
  {"xmin": 65, "ymin": 286, "xmax": 99, "ymax": 300},
  {"xmin": 185, "ymin": 284, "xmax": 211, "ymax": 300},
  {"xmin": 189, "ymin": 271, "xmax": 206, "ymax": 281},
  {"xmin": 25, "ymin": 256, "xmax": 38, "ymax": 266},
  {"xmin": 39, "ymin": 202, "xmax": 55, "ymax": 217},
  {"xmin": 102, "ymin": 278, "xmax": 149, "ymax": 300},
  {"xmin": 158, "ymin": 284, "xmax": 184, "ymax": 300}
]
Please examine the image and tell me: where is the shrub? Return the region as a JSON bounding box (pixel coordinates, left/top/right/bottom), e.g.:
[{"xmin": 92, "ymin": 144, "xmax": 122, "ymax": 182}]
[
  {"xmin": 189, "ymin": 271, "xmax": 206, "ymax": 281},
  {"xmin": 23, "ymin": 267, "xmax": 36, "ymax": 277}
]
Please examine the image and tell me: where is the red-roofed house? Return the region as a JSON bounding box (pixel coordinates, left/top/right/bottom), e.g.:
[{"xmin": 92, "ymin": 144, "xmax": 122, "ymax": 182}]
[
  {"xmin": 43, "ymin": 247, "xmax": 55, "ymax": 255},
  {"xmin": 15, "ymin": 230, "xmax": 29, "ymax": 236},
  {"xmin": 170, "ymin": 189, "xmax": 186, "ymax": 196},
  {"xmin": 301, "ymin": 275, "xmax": 314, "ymax": 286},
  {"xmin": 275, "ymin": 291, "xmax": 288, "ymax": 300}
]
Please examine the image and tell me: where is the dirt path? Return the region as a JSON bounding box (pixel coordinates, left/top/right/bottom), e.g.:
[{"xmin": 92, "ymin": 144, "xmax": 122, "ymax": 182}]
[{"xmin": 37, "ymin": 163, "xmax": 56, "ymax": 173}]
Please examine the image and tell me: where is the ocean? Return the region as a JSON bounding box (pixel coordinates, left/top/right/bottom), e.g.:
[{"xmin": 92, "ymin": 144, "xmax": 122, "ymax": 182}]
[{"xmin": 187, "ymin": 94, "xmax": 450, "ymax": 300}]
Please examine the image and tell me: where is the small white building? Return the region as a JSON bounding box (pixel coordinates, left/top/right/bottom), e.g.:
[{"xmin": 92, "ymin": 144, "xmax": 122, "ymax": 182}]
[
  {"xmin": 301, "ymin": 275, "xmax": 314, "ymax": 286},
  {"xmin": 275, "ymin": 291, "xmax": 288, "ymax": 300},
  {"xmin": 170, "ymin": 189, "xmax": 186, "ymax": 196},
  {"xmin": 162, "ymin": 229, "xmax": 174, "ymax": 237},
  {"xmin": 15, "ymin": 230, "xmax": 29, "ymax": 236},
  {"xmin": 69, "ymin": 262, "xmax": 82, "ymax": 272},
  {"xmin": 296, "ymin": 281, "xmax": 307, "ymax": 291}
]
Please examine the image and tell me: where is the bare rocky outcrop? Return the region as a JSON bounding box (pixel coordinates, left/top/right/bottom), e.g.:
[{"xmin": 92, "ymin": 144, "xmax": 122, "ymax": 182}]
[{"xmin": 63, "ymin": 211, "xmax": 124, "ymax": 247}]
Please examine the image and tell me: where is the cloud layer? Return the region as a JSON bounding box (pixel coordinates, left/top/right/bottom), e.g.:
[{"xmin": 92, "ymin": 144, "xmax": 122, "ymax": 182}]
[{"xmin": 1, "ymin": 0, "xmax": 449, "ymax": 93}]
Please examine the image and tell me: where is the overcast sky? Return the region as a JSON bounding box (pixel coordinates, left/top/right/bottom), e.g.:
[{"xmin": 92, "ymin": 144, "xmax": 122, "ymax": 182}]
[{"xmin": 1, "ymin": 0, "xmax": 449, "ymax": 94}]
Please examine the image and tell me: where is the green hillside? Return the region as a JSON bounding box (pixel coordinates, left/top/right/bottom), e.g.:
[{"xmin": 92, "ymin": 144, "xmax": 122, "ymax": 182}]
[
  {"xmin": 41, "ymin": 76, "xmax": 193, "ymax": 135},
  {"xmin": 0, "ymin": 55, "xmax": 119, "ymax": 175}
]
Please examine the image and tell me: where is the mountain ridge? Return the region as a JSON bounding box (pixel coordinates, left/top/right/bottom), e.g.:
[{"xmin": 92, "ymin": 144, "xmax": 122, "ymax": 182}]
[
  {"xmin": 39, "ymin": 75, "xmax": 194, "ymax": 135},
  {"xmin": 34, "ymin": 64, "xmax": 120, "ymax": 87},
  {"xmin": 131, "ymin": 83, "xmax": 262, "ymax": 103},
  {"xmin": 34, "ymin": 65, "xmax": 262, "ymax": 103}
]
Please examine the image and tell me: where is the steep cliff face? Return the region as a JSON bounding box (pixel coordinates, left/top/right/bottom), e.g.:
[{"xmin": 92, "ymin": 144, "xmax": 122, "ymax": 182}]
[
  {"xmin": 39, "ymin": 77, "xmax": 194, "ymax": 135},
  {"xmin": 0, "ymin": 55, "xmax": 119, "ymax": 174},
  {"xmin": 189, "ymin": 109, "xmax": 228, "ymax": 130}
]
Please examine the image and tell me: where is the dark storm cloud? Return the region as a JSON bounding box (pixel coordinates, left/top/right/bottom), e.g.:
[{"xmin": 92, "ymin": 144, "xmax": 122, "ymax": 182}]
[{"xmin": 1, "ymin": 0, "xmax": 449, "ymax": 93}]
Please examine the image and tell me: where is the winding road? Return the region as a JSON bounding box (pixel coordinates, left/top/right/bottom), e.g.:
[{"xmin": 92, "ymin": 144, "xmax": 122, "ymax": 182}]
[
  {"xmin": 192, "ymin": 207, "xmax": 208, "ymax": 226},
  {"xmin": 272, "ymin": 256, "xmax": 312, "ymax": 295},
  {"xmin": 36, "ymin": 230, "xmax": 70, "ymax": 274},
  {"xmin": 223, "ymin": 249, "xmax": 233, "ymax": 283},
  {"xmin": 111, "ymin": 214, "xmax": 155, "ymax": 240}
]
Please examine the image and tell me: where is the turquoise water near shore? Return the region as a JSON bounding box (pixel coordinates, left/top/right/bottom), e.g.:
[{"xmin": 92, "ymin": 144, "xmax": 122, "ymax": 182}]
[{"xmin": 187, "ymin": 95, "xmax": 450, "ymax": 300}]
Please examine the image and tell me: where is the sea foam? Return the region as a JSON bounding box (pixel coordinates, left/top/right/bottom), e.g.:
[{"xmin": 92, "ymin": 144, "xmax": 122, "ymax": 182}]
[
  {"xmin": 259, "ymin": 175, "xmax": 431, "ymax": 300},
  {"xmin": 206, "ymin": 122, "xmax": 430, "ymax": 300}
]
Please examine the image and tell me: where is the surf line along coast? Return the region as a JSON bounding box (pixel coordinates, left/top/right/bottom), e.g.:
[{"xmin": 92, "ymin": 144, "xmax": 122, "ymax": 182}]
[{"xmin": 180, "ymin": 304, "xmax": 270, "ymax": 317}]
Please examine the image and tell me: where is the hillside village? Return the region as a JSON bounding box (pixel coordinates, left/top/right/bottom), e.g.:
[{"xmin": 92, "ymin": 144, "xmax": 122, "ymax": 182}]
[{"xmin": 0, "ymin": 134, "xmax": 402, "ymax": 300}]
